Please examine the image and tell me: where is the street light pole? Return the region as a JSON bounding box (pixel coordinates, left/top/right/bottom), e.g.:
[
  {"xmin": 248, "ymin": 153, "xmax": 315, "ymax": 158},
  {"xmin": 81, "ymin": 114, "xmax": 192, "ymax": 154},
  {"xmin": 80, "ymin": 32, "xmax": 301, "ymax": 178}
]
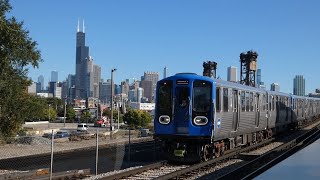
[
  {"xmin": 117, "ymin": 102, "xmax": 120, "ymax": 129},
  {"xmin": 48, "ymin": 104, "xmax": 51, "ymax": 128},
  {"xmin": 63, "ymin": 97, "xmax": 67, "ymax": 127},
  {"xmin": 110, "ymin": 68, "xmax": 117, "ymax": 132}
]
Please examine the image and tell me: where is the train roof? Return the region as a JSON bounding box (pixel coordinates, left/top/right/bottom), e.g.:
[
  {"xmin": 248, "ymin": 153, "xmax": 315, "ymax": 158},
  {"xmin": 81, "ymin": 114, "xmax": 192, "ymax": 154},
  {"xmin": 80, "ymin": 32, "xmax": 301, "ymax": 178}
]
[
  {"xmin": 214, "ymin": 78, "xmax": 266, "ymax": 93},
  {"xmin": 160, "ymin": 73, "xmax": 320, "ymax": 101},
  {"xmin": 160, "ymin": 73, "xmax": 214, "ymax": 82},
  {"xmin": 265, "ymin": 90, "xmax": 290, "ymax": 97}
]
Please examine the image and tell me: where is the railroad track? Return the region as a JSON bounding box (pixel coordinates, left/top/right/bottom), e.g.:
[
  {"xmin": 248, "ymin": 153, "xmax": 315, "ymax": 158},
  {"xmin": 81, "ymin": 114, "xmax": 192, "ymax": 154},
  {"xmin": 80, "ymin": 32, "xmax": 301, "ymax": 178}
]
[
  {"xmin": 99, "ymin": 138, "xmax": 274, "ymax": 180},
  {"xmin": 99, "ymin": 119, "xmax": 320, "ymax": 180}
]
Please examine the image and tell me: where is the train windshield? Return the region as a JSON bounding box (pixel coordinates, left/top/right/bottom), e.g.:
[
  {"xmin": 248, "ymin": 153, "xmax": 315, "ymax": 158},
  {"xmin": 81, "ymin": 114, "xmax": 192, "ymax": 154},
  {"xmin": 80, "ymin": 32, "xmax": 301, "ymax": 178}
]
[
  {"xmin": 157, "ymin": 80, "xmax": 173, "ymax": 115},
  {"xmin": 192, "ymin": 80, "xmax": 212, "ymax": 113}
]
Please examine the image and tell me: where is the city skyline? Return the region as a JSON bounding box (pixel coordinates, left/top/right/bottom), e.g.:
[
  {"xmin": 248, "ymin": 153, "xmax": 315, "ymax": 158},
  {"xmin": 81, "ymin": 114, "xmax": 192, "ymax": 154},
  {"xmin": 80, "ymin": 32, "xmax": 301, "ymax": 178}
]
[{"xmin": 11, "ymin": 0, "xmax": 320, "ymax": 94}]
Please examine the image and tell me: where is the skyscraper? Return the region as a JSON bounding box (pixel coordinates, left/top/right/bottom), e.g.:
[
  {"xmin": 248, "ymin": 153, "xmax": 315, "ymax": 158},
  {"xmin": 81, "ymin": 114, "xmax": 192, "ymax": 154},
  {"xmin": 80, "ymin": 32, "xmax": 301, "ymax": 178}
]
[
  {"xmin": 121, "ymin": 81, "xmax": 129, "ymax": 96},
  {"xmin": 74, "ymin": 20, "xmax": 101, "ymax": 99},
  {"xmin": 27, "ymin": 82, "xmax": 37, "ymax": 95},
  {"xmin": 75, "ymin": 20, "xmax": 90, "ymax": 99},
  {"xmin": 140, "ymin": 80, "xmax": 152, "ymax": 103},
  {"xmin": 86, "ymin": 56, "xmax": 101, "ymax": 98},
  {"xmin": 163, "ymin": 66, "xmax": 168, "ymax": 79},
  {"xmin": 48, "ymin": 82, "xmax": 62, "ymax": 99},
  {"xmin": 92, "ymin": 64, "xmax": 101, "ymax": 98},
  {"xmin": 270, "ymin": 83, "xmax": 280, "ymax": 91},
  {"xmin": 144, "ymin": 72, "xmax": 159, "ymax": 102},
  {"xmin": 227, "ymin": 66, "xmax": 237, "ymax": 82},
  {"xmin": 136, "ymin": 87, "xmax": 144, "ymax": 103},
  {"xmin": 293, "ymin": 75, "xmax": 305, "ymax": 96},
  {"xmin": 37, "ymin": 75, "xmax": 44, "ymax": 90},
  {"xmin": 256, "ymin": 69, "xmax": 261, "ymax": 86},
  {"xmin": 99, "ymin": 79, "xmax": 111, "ymax": 104},
  {"xmin": 51, "ymin": 71, "xmax": 58, "ymax": 82},
  {"xmin": 128, "ymin": 89, "xmax": 137, "ymax": 102},
  {"xmin": 67, "ymin": 74, "xmax": 76, "ymax": 102}
]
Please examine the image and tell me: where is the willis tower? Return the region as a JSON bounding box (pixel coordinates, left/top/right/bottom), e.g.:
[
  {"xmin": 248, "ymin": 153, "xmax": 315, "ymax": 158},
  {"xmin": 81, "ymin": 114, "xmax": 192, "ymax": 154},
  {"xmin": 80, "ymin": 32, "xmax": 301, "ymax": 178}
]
[{"xmin": 75, "ymin": 20, "xmax": 89, "ymax": 99}]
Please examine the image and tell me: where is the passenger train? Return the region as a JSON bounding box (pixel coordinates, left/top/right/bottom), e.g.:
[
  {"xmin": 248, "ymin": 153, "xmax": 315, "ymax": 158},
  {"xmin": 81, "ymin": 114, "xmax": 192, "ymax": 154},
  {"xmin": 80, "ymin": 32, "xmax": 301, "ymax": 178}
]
[{"xmin": 153, "ymin": 73, "xmax": 320, "ymax": 162}]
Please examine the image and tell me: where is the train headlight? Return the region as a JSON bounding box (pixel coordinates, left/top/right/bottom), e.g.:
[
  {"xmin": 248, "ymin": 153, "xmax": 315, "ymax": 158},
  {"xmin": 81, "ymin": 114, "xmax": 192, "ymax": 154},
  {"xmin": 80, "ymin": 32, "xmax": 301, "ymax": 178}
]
[
  {"xmin": 159, "ymin": 115, "xmax": 170, "ymax": 125},
  {"xmin": 193, "ymin": 116, "xmax": 208, "ymax": 126}
]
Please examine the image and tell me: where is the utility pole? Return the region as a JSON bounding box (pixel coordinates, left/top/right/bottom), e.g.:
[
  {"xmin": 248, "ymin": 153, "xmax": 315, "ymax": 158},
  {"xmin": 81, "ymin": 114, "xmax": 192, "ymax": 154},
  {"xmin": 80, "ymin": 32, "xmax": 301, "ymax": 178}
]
[
  {"xmin": 110, "ymin": 68, "xmax": 117, "ymax": 132},
  {"xmin": 48, "ymin": 104, "xmax": 51, "ymax": 128},
  {"xmin": 63, "ymin": 97, "xmax": 67, "ymax": 127},
  {"xmin": 117, "ymin": 102, "xmax": 120, "ymax": 129}
]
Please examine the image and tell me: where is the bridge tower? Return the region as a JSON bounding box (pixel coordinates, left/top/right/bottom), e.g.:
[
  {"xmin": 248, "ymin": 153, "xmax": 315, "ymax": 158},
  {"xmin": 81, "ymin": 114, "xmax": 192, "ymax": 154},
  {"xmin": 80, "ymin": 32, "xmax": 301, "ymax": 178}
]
[
  {"xmin": 203, "ymin": 61, "xmax": 217, "ymax": 78},
  {"xmin": 239, "ymin": 51, "xmax": 258, "ymax": 87}
]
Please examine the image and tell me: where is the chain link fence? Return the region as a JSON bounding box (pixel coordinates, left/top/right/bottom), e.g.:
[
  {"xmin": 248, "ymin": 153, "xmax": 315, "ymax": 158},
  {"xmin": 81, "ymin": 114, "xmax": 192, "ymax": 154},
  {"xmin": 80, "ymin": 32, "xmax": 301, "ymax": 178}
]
[{"xmin": 0, "ymin": 124, "xmax": 158, "ymax": 179}]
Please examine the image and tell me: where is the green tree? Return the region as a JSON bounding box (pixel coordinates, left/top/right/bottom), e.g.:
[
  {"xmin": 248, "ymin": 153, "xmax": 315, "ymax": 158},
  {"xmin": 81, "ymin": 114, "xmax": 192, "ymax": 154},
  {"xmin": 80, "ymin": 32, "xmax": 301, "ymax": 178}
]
[
  {"xmin": 113, "ymin": 110, "xmax": 124, "ymax": 123},
  {"xmin": 43, "ymin": 106, "xmax": 57, "ymax": 122},
  {"xmin": 23, "ymin": 95, "xmax": 47, "ymax": 121},
  {"xmin": 81, "ymin": 111, "xmax": 91, "ymax": 123},
  {"xmin": 0, "ymin": 0, "xmax": 42, "ymax": 137},
  {"xmin": 123, "ymin": 109, "xmax": 151, "ymax": 128},
  {"xmin": 140, "ymin": 111, "xmax": 152, "ymax": 127},
  {"xmin": 47, "ymin": 97, "xmax": 63, "ymax": 116},
  {"xmin": 66, "ymin": 105, "xmax": 75, "ymax": 122}
]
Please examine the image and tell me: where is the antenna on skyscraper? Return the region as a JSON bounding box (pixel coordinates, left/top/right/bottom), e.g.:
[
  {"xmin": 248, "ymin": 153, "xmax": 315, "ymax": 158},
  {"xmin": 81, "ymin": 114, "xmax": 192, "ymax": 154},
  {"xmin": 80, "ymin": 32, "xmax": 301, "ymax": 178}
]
[
  {"xmin": 83, "ymin": 19, "xmax": 85, "ymax": 33},
  {"xmin": 77, "ymin": 19, "xmax": 80, "ymax": 32}
]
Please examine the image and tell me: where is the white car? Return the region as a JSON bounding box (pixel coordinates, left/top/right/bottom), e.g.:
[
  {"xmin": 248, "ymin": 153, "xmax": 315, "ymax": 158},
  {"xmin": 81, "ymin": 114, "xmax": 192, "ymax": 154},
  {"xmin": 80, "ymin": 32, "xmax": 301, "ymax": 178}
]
[{"xmin": 77, "ymin": 123, "xmax": 88, "ymax": 131}]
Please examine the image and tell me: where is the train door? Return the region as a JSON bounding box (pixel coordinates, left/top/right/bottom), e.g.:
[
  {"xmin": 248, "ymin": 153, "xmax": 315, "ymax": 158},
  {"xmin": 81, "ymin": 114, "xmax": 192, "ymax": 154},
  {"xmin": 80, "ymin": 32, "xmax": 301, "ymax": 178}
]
[
  {"xmin": 255, "ymin": 93, "xmax": 260, "ymax": 127},
  {"xmin": 295, "ymin": 99, "xmax": 298, "ymax": 121},
  {"xmin": 276, "ymin": 96, "xmax": 280, "ymax": 123},
  {"xmin": 287, "ymin": 97, "xmax": 291, "ymax": 122},
  {"xmin": 174, "ymin": 86, "xmax": 190, "ymax": 134},
  {"xmin": 266, "ymin": 93, "xmax": 270, "ymax": 128},
  {"xmin": 232, "ymin": 89, "xmax": 239, "ymax": 131}
]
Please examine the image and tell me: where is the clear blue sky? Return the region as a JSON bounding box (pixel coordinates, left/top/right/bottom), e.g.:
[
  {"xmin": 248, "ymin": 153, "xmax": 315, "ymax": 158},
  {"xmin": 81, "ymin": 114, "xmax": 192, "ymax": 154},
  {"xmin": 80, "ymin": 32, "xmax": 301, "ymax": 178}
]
[{"xmin": 9, "ymin": 0, "xmax": 320, "ymax": 94}]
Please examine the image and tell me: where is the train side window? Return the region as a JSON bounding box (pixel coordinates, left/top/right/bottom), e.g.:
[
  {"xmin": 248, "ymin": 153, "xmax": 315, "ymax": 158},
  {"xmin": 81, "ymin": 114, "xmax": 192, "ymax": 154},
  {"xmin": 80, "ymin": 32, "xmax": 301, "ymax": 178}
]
[
  {"xmin": 276, "ymin": 96, "xmax": 279, "ymax": 111},
  {"xmin": 223, "ymin": 88, "xmax": 228, "ymax": 112},
  {"xmin": 292, "ymin": 99, "xmax": 295, "ymax": 110},
  {"xmin": 250, "ymin": 92, "xmax": 254, "ymax": 111},
  {"xmin": 269, "ymin": 95, "xmax": 272, "ymax": 111},
  {"xmin": 245, "ymin": 92, "xmax": 250, "ymax": 111},
  {"xmin": 272, "ymin": 96, "xmax": 275, "ymax": 111},
  {"xmin": 241, "ymin": 91, "xmax": 245, "ymax": 112},
  {"xmin": 279, "ymin": 96, "xmax": 282, "ymax": 110},
  {"xmin": 216, "ymin": 87, "xmax": 221, "ymax": 112},
  {"xmin": 263, "ymin": 94, "xmax": 266, "ymax": 111}
]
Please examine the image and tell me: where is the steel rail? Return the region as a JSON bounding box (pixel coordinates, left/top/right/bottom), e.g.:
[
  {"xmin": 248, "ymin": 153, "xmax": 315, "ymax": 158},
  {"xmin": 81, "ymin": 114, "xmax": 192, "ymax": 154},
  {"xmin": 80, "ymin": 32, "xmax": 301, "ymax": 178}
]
[
  {"xmin": 153, "ymin": 138, "xmax": 274, "ymax": 180},
  {"xmin": 215, "ymin": 125, "xmax": 320, "ymax": 180}
]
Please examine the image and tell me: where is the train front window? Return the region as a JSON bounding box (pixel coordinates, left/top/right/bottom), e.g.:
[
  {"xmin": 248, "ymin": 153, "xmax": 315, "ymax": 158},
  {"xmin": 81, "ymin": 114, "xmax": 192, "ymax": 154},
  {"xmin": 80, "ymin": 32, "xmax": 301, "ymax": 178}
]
[
  {"xmin": 157, "ymin": 81, "xmax": 172, "ymax": 115},
  {"xmin": 193, "ymin": 80, "xmax": 212, "ymax": 113}
]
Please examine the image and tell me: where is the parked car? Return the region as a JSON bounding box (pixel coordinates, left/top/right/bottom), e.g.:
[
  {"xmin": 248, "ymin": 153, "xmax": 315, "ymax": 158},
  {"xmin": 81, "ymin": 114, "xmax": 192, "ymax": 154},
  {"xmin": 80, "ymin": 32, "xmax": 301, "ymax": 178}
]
[
  {"xmin": 54, "ymin": 131, "xmax": 70, "ymax": 138},
  {"xmin": 77, "ymin": 123, "xmax": 89, "ymax": 131},
  {"xmin": 42, "ymin": 133, "xmax": 53, "ymax": 139}
]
